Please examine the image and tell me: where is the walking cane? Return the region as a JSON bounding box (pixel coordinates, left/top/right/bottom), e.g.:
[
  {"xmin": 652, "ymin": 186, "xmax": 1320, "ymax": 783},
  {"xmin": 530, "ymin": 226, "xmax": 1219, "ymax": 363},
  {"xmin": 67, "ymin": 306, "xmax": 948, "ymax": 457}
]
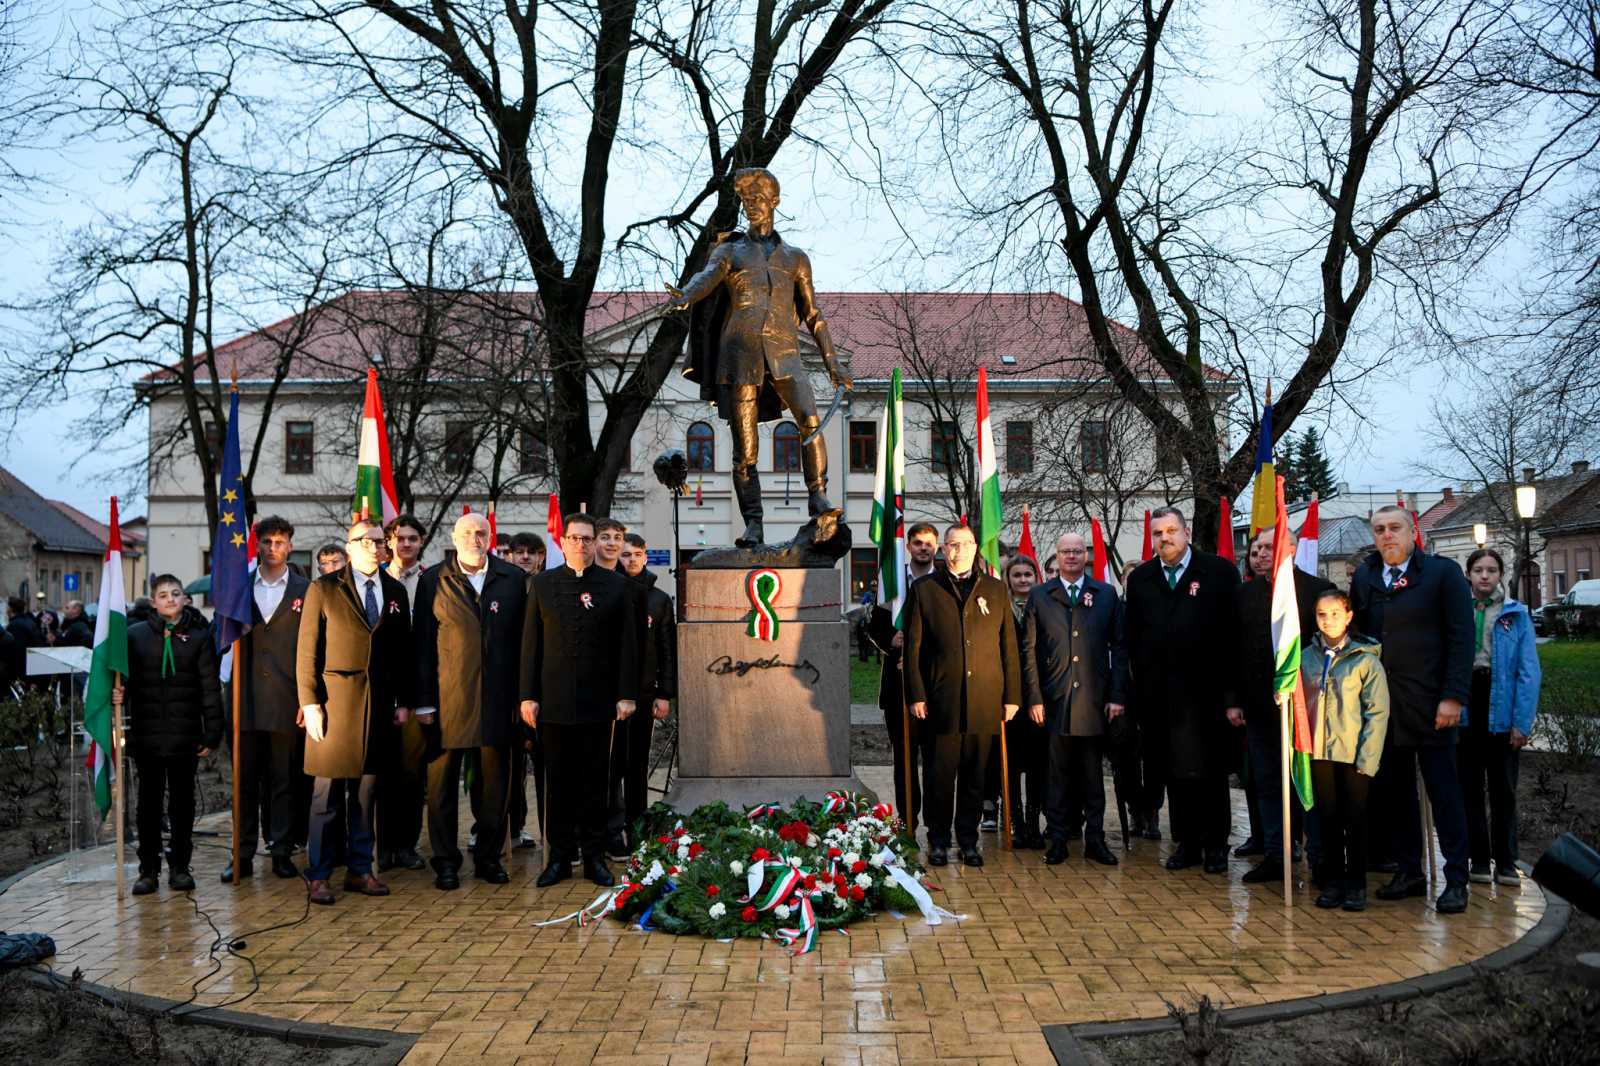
[
  {"xmin": 1000, "ymin": 717, "xmax": 1013, "ymax": 852},
  {"xmin": 1420, "ymin": 766, "xmax": 1438, "ymax": 883}
]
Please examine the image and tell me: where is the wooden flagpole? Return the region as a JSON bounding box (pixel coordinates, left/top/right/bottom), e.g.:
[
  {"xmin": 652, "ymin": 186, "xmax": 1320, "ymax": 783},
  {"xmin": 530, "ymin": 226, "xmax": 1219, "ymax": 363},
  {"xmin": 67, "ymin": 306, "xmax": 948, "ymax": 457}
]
[
  {"xmin": 1000, "ymin": 721, "xmax": 1013, "ymax": 852},
  {"xmin": 1279, "ymin": 692, "xmax": 1293, "ymax": 908},
  {"xmin": 112, "ymin": 672, "xmax": 125, "ymax": 901},
  {"xmin": 231, "ymin": 639, "xmax": 242, "ymax": 884}
]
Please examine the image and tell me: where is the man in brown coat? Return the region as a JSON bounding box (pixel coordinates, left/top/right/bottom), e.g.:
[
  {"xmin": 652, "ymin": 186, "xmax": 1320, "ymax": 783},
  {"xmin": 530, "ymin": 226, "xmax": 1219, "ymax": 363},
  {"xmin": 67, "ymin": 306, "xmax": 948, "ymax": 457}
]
[
  {"xmin": 296, "ymin": 519, "xmax": 415, "ymax": 905},
  {"xmin": 412, "ymin": 512, "xmax": 529, "ymax": 890},
  {"xmin": 903, "ymin": 523, "xmax": 1021, "ymax": 868}
]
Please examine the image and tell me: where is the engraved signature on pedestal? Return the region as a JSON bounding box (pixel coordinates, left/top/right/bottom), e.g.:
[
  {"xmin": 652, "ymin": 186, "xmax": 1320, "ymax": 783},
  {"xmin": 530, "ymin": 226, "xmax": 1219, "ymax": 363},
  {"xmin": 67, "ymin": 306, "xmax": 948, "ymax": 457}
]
[{"xmin": 705, "ymin": 653, "xmax": 822, "ymax": 687}]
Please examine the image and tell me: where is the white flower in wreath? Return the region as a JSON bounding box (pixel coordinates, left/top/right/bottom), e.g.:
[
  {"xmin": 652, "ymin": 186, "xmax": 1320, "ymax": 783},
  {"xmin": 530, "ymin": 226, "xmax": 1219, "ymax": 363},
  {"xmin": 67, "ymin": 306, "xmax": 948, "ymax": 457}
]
[
  {"xmin": 676, "ymin": 843, "xmax": 691, "ymax": 861},
  {"xmin": 709, "ymin": 902, "xmax": 726, "ymax": 919},
  {"xmin": 788, "ymin": 856, "xmax": 803, "ymax": 868},
  {"xmin": 854, "ymin": 872, "xmax": 873, "ymax": 889},
  {"xmin": 774, "ymin": 904, "xmax": 792, "ymax": 919},
  {"xmin": 729, "ymin": 860, "xmax": 745, "ymax": 875},
  {"xmin": 679, "ymin": 833, "xmax": 694, "ymax": 846},
  {"xmin": 806, "ymin": 834, "xmax": 819, "ymax": 848},
  {"xmin": 641, "ymin": 860, "xmax": 666, "ymax": 886},
  {"xmin": 842, "ymin": 852, "xmax": 861, "ymax": 868},
  {"xmin": 870, "ymin": 852, "xmax": 887, "ymax": 868}
]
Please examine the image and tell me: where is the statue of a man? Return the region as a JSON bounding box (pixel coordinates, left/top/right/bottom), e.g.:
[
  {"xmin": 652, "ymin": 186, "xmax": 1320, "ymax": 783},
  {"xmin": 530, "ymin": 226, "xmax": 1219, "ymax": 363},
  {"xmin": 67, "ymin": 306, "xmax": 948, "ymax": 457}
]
[{"xmin": 669, "ymin": 168, "xmax": 852, "ymax": 548}]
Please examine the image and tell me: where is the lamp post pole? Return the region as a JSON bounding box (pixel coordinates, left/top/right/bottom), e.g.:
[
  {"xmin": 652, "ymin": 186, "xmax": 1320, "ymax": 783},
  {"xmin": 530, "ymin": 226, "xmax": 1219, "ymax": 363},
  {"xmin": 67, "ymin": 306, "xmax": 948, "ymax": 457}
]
[{"xmin": 1522, "ymin": 516, "xmax": 1534, "ymax": 603}]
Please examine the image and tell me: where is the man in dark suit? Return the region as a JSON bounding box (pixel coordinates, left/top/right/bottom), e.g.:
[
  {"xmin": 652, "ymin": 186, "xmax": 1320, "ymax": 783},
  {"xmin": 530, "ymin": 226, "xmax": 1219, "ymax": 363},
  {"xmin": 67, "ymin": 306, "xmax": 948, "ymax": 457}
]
[
  {"xmin": 1022, "ymin": 532, "xmax": 1130, "ymax": 866},
  {"xmin": 223, "ymin": 515, "xmax": 310, "ymax": 883},
  {"xmin": 593, "ymin": 517, "xmax": 654, "ymax": 860},
  {"xmin": 903, "ymin": 523, "xmax": 1021, "ymax": 868},
  {"xmin": 378, "ymin": 512, "xmax": 429, "ymax": 872},
  {"xmin": 1123, "ymin": 507, "xmax": 1243, "ymax": 874},
  {"xmin": 412, "ymin": 512, "xmax": 528, "ymax": 889},
  {"xmin": 867, "ymin": 522, "xmax": 939, "ymax": 826},
  {"xmin": 619, "ymin": 532, "xmax": 676, "ymax": 851},
  {"xmin": 296, "ymin": 518, "xmax": 416, "ymax": 905},
  {"xmin": 521, "ymin": 513, "xmax": 639, "ymax": 888},
  {"xmin": 1234, "ymin": 525, "xmax": 1335, "ymax": 884},
  {"xmin": 1352, "ymin": 504, "xmax": 1474, "ymax": 914}
]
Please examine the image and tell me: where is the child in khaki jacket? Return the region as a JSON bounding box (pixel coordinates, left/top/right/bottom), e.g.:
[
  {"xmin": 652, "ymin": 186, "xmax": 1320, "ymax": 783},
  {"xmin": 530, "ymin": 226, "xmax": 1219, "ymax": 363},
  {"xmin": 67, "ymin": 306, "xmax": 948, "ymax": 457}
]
[{"xmin": 1302, "ymin": 589, "xmax": 1390, "ymax": 912}]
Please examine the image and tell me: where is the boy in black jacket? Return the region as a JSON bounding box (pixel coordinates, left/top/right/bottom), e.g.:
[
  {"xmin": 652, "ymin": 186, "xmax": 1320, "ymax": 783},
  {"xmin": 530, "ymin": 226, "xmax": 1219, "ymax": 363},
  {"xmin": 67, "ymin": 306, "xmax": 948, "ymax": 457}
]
[{"xmin": 113, "ymin": 574, "xmax": 223, "ymax": 895}]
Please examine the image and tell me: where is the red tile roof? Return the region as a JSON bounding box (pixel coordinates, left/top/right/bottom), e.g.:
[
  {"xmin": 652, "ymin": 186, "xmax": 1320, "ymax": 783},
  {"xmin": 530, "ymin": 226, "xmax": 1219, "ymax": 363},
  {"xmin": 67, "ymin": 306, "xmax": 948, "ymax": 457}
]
[
  {"xmin": 144, "ymin": 290, "xmax": 1227, "ymax": 385},
  {"xmin": 1416, "ymin": 496, "xmax": 1462, "ymax": 537}
]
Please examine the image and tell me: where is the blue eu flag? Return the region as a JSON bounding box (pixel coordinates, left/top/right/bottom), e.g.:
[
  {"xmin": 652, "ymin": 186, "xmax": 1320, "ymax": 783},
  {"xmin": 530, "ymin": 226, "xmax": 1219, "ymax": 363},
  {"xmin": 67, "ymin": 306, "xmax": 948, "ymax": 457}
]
[{"xmin": 211, "ymin": 389, "xmax": 253, "ymax": 651}]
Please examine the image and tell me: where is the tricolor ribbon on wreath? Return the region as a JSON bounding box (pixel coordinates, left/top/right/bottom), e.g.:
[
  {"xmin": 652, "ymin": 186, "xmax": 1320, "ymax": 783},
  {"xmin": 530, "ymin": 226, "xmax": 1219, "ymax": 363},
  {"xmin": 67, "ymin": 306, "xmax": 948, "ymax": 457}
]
[
  {"xmin": 744, "ymin": 568, "xmax": 782, "ymax": 641},
  {"xmin": 745, "ymin": 802, "xmax": 782, "ymax": 821},
  {"xmin": 822, "ymin": 790, "xmax": 870, "ymax": 816}
]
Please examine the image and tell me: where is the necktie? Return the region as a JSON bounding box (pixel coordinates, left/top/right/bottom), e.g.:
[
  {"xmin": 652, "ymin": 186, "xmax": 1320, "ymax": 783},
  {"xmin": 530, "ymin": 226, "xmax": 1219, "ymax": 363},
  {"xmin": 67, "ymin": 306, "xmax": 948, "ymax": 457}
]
[
  {"xmin": 1069, "ymin": 584, "xmax": 1080, "ymax": 606},
  {"xmin": 1164, "ymin": 565, "xmax": 1180, "ymax": 589},
  {"xmin": 1387, "ymin": 566, "xmax": 1403, "ymax": 587},
  {"xmin": 364, "ymin": 578, "xmax": 379, "ymax": 627}
]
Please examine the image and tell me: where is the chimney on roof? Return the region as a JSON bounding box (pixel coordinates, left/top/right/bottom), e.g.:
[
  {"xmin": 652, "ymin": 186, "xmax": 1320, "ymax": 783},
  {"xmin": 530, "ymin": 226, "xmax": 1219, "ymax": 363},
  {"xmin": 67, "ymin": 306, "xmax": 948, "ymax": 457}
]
[
  {"xmin": 1574, "ymin": 460, "xmax": 1591, "ymax": 475},
  {"xmin": 1442, "ymin": 487, "xmax": 1453, "ymax": 501},
  {"xmin": 1522, "ymin": 467, "xmax": 1536, "ymax": 483}
]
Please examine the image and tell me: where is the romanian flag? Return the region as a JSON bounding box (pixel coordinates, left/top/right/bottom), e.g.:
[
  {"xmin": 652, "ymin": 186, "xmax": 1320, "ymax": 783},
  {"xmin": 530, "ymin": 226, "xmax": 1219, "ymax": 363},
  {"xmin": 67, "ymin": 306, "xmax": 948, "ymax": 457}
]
[
  {"xmin": 1270, "ymin": 475, "xmax": 1314, "ymax": 810},
  {"xmin": 1249, "ymin": 393, "xmax": 1275, "ymax": 539}
]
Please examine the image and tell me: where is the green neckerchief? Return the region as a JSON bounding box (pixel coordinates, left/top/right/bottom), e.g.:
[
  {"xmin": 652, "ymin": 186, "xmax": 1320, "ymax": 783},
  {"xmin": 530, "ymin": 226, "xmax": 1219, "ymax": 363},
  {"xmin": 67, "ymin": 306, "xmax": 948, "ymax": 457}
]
[{"xmin": 161, "ymin": 620, "xmax": 178, "ymax": 678}]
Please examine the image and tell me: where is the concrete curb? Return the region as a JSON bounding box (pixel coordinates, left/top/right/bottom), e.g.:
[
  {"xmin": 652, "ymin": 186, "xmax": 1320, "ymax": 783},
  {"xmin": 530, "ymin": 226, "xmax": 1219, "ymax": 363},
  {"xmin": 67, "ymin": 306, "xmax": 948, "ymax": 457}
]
[
  {"xmin": 1043, "ymin": 880, "xmax": 1574, "ymax": 1066},
  {"xmin": 2, "ymin": 847, "xmax": 416, "ymax": 1064}
]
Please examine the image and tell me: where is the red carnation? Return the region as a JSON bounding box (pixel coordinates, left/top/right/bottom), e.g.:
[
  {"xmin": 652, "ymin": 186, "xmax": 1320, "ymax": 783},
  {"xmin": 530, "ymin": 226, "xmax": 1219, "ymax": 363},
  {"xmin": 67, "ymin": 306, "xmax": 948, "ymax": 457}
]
[
  {"xmin": 834, "ymin": 872, "xmax": 849, "ymax": 889},
  {"xmin": 673, "ymin": 827, "xmax": 686, "ymax": 838},
  {"xmin": 688, "ymin": 842, "xmax": 705, "ymax": 859},
  {"xmin": 741, "ymin": 906, "xmax": 758, "ymax": 923},
  {"xmin": 827, "ymin": 847, "xmax": 842, "ymax": 859},
  {"xmin": 802, "ymin": 874, "xmax": 818, "ymax": 891},
  {"xmin": 752, "ymin": 847, "xmax": 773, "ymax": 861},
  {"xmin": 850, "ymin": 860, "xmax": 868, "ymax": 874},
  {"xmin": 657, "ymin": 835, "xmax": 672, "ymax": 845},
  {"xmin": 706, "ymin": 884, "xmax": 720, "ymax": 897},
  {"xmin": 849, "ymin": 886, "xmax": 866, "ymax": 902}
]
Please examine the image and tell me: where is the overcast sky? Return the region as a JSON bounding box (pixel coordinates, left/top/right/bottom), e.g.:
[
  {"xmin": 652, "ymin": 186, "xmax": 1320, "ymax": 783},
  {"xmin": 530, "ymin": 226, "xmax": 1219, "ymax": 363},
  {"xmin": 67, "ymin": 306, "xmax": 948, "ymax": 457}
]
[{"xmin": 0, "ymin": 1, "xmax": 1541, "ymax": 521}]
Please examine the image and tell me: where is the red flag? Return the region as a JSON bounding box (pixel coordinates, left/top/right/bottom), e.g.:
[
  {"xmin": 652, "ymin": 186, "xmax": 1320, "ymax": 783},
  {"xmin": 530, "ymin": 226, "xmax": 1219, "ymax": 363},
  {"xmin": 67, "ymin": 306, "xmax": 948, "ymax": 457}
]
[
  {"xmin": 1141, "ymin": 510, "xmax": 1153, "ymax": 562},
  {"xmin": 463, "ymin": 503, "xmax": 471, "ymax": 515},
  {"xmin": 545, "ymin": 493, "xmax": 565, "ymax": 569},
  {"xmin": 695, "ymin": 475, "xmax": 703, "ymax": 506},
  {"xmin": 246, "ymin": 521, "xmax": 258, "ymax": 571},
  {"xmin": 1399, "ymin": 492, "xmax": 1424, "ymax": 550},
  {"xmin": 487, "ymin": 500, "xmax": 498, "ymax": 555},
  {"xmin": 1217, "ymin": 496, "xmax": 1235, "ymax": 562},
  {"xmin": 1090, "ymin": 518, "xmax": 1108, "ymax": 582},
  {"xmin": 1017, "ymin": 506, "xmax": 1037, "ymax": 564}
]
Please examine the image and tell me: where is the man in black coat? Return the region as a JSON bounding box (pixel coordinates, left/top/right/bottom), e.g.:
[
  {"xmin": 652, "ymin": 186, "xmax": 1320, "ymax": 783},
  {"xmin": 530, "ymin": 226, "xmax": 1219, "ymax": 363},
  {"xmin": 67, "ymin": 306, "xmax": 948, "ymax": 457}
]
[
  {"xmin": 1351, "ymin": 504, "xmax": 1474, "ymax": 914},
  {"xmin": 412, "ymin": 513, "xmax": 528, "ymax": 889},
  {"xmin": 379, "ymin": 512, "xmax": 430, "ymax": 872},
  {"xmin": 619, "ymin": 533, "xmax": 676, "ymax": 849},
  {"xmin": 115, "ymin": 575, "xmax": 222, "ymax": 894},
  {"xmin": 1234, "ymin": 525, "xmax": 1334, "ymax": 884},
  {"xmin": 521, "ymin": 513, "xmax": 639, "ymax": 888},
  {"xmin": 296, "ymin": 519, "xmax": 416, "ymax": 906},
  {"xmin": 867, "ymin": 522, "xmax": 940, "ymax": 826},
  {"xmin": 58, "ymin": 601, "xmax": 93, "ymax": 647},
  {"xmin": 1123, "ymin": 507, "xmax": 1243, "ymax": 874},
  {"xmin": 593, "ymin": 517, "xmax": 655, "ymax": 860},
  {"xmin": 222, "ymin": 516, "xmax": 310, "ymax": 883},
  {"xmin": 903, "ymin": 523, "xmax": 1021, "ymax": 868},
  {"xmin": 1022, "ymin": 532, "xmax": 1130, "ymax": 867}
]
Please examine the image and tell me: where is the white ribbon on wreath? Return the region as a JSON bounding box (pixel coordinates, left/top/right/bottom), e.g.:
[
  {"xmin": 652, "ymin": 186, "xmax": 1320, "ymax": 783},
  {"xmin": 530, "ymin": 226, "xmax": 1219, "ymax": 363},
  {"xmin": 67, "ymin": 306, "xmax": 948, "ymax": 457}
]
[{"xmin": 873, "ymin": 847, "xmax": 965, "ymax": 926}]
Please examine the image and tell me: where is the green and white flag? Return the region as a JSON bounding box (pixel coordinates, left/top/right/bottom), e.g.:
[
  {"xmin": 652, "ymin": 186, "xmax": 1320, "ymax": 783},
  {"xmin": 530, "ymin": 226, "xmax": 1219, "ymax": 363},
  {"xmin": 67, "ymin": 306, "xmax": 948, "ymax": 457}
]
[
  {"xmin": 975, "ymin": 366, "xmax": 1003, "ymax": 575},
  {"xmin": 353, "ymin": 367, "xmax": 399, "ymax": 523},
  {"xmin": 869, "ymin": 368, "xmax": 907, "ymax": 628},
  {"xmin": 84, "ymin": 496, "xmax": 129, "ymax": 818}
]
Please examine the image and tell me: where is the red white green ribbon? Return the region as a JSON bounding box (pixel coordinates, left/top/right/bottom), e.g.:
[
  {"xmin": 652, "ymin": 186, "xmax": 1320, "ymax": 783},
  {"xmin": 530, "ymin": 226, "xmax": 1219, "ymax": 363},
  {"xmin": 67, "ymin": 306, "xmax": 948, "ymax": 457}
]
[
  {"xmin": 744, "ymin": 568, "xmax": 782, "ymax": 641},
  {"xmin": 774, "ymin": 895, "xmax": 818, "ymax": 955},
  {"xmin": 745, "ymin": 803, "xmax": 782, "ymax": 821},
  {"xmin": 823, "ymin": 790, "xmax": 868, "ymax": 816}
]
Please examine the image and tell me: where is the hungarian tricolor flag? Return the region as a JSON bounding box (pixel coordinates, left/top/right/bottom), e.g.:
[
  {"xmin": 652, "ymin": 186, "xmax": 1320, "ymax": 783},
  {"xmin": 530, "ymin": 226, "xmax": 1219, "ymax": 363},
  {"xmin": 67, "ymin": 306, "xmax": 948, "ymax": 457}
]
[
  {"xmin": 1295, "ymin": 497, "xmax": 1320, "ymax": 575},
  {"xmin": 1217, "ymin": 495, "xmax": 1235, "ymax": 562},
  {"xmin": 870, "ymin": 368, "xmax": 907, "ymax": 628},
  {"xmin": 1270, "ymin": 475, "xmax": 1314, "ymax": 810},
  {"xmin": 545, "ymin": 493, "xmax": 565, "ymax": 569},
  {"xmin": 1249, "ymin": 388, "xmax": 1275, "ymax": 539},
  {"xmin": 352, "ymin": 368, "xmax": 399, "ymax": 524},
  {"xmin": 83, "ymin": 497, "xmax": 128, "ymax": 818},
  {"xmin": 975, "ymin": 367, "xmax": 1003, "ymax": 576}
]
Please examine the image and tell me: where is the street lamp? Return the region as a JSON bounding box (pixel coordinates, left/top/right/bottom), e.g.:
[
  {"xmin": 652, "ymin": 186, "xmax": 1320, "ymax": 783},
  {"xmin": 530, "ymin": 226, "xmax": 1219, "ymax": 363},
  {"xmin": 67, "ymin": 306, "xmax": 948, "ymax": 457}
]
[
  {"xmin": 1473, "ymin": 523, "xmax": 1488, "ymax": 548},
  {"xmin": 1516, "ymin": 480, "xmax": 1537, "ymax": 604}
]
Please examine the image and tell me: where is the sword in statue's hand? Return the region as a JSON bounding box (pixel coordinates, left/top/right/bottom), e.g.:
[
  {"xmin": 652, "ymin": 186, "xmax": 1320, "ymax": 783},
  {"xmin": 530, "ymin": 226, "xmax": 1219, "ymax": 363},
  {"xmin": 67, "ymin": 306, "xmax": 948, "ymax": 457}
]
[{"xmin": 803, "ymin": 377, "xmax": 851, "ymax": 446}]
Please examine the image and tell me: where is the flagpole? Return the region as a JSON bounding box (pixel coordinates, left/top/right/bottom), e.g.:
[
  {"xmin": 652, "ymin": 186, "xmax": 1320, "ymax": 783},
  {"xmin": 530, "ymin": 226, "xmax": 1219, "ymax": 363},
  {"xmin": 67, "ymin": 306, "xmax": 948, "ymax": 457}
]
[
  {"xmin": 1279, "ymin": 691, "xmax": 1292, "ymax": 909},
  {"xmin": 900, "ymin": 681, "xmax": 915, "ymax": 835},
  {"xmin": 1000, "ymin": 719, "xmax": 1013, "ymax": 852},
  {"xmin": 1421, "ymin": 768, "xmax": 1438, "ymax": 884},
  {"xmin": 231, "ymin": 639, "xmax": 242, "ymax": 885},
  {"xmin": 112, "ymin": 672, "xmax": 125, "ymax": 901}
]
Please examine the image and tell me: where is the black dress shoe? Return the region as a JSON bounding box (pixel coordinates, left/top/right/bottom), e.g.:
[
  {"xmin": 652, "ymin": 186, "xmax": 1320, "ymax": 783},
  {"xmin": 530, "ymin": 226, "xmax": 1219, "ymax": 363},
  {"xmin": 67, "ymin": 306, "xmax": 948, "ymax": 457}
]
[
  {"xmin": 1233, "ymin": 837, "xmax": 1264, "ymax": 858},
  {"xmin": 927, "ymin": 846, "xmax": 949, "ymax": 867},
  {"xmin": 960, "ymin": 847, "xmax": 984, "ymax": 867},
  {"xmin": 1241, "ymin": 861, "xmax": 1284, "ymax": 884},
  {"xmin": 535, "ymin": 861, "xmax": 572, "ymax": 888},
  {"xmin": 220, "ymin": 860, "xmax": 253, "ymax": 883},
  {"xmin": 1165, "ymin": 846, "xmax": 1199, "ymax": 870},
  {"xmin": 1435, "ymin": 882, "xmax": 1469, "ymax": 914},
  {"xmin": 271, "ymin": 854, "xmax": 299, "ymax": 879},
  {"xmin": 435, "ymin": 868, "xmax": 461, "ymax": 890},
  {"xmin": 396, "ymin": 849, "xmax": 427, "ymax": 871},
  {"xmin": 1043, "ymin": 842, "xmax": 1068, "ymax": 865},
  {"xmin": 583, "ymin": 857, "xmax": 615, "ymax": 886},
  {"xmin": 1342, "ymin": 888, "xmax": 1367, "ymax": 912},
  {"xmin": 1376, "ymin": 872, "xmax": 1428, "ymax": 900},
  {"xmin": 1202, "ymin": 849, "xmax": 1228, "ymax": 874},
  {"xmin": 1084, "ymin": 839, "xmax": 1119, "ymax": 866},
  {"xmin": 131, "ymin": 875, "xmax": 159, "ymax": 896},
  {"xmin": 1315, "ymin": 884, "xmax": 1346, "ymax": 909},
  {"xmin": 169, "ymin": 868, "xmax": 196, "ymax": 892},
  {"xmin": 475, "ymin": 861, "xmax": 510, "ymax": 884}
]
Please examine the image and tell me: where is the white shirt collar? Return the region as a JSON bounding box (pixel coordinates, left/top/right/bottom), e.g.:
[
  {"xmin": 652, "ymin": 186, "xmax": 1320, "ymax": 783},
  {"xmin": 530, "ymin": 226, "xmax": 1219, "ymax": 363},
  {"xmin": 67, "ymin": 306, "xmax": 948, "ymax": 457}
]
[
  {"xmin": 1162, "ymin": 547, "xmax": 1193, "ymax": 573},
  {"xmin": 1060, "ymin": 574, "xmax": 1085, "ymax": 592},
  {"xmin": 254, "ymin": 568, "xmax": 289, "ymax": 588}
]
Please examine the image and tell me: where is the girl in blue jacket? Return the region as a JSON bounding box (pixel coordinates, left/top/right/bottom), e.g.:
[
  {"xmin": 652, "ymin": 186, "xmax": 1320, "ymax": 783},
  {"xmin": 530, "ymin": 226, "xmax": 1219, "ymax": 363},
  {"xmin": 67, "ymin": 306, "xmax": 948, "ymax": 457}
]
[{"xmin": 1458, "ymin": 548, "xmax": 1541, "ymax": 887}]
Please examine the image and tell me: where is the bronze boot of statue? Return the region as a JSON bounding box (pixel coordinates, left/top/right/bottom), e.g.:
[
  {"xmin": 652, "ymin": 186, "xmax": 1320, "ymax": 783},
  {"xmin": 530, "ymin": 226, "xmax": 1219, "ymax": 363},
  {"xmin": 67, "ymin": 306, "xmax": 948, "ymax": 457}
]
[
  {"xmin": 801, "ymin": 421, "xmax": 833, "ymax": 515},
  {"xmin": 732, "ymin": 464, "xmax": 765, "ymax": 548}
]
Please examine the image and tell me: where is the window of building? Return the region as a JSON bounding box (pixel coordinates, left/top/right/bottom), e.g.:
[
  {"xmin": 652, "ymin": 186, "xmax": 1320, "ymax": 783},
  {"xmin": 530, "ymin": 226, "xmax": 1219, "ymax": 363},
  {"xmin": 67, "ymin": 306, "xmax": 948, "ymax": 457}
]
[
  {"xmin": 1155, "ymin": 431, "xmax": 1184, "ymax": 475},
  {"xmin": 850, "ymin": 547, "xmax": 878, "ymax": 600},
  {"xmin": 1578, "ymin": 548, "xmax": 1593, "ymax": 583},
  {"xmin": 1553, "ymin": 550, "xmax": 1568, "ymax": 596},
  {"xmin": 285, "ymin": 420, "xmax": 314, "ymax": 474},
  {"xmin": 1005, "ymin": 420, "xmax": 1034, "ymax": 474},
  {"xmin": 519, "ymin": 425, "xmax": 548, "ymax": 476},
  {"xmin": 1080, "ymin": 421, "xmax": 1110, "ymax": 473},
  {"xmin": 444, "ymin": 421, "xmax": 474, "ymax": 475},
  {"xmin": 687, "ymin": 421, "xmax": 716, "ymax": 471},
  {"xmin": 773, "ymin": 422, "xmax": 801, "ymax": 472},
  {"xmin": 931, "ymin": 421, "xmax": 961, "ymax": 474},
  {"xmin": 849, "ymin": 420, "xmax": 877, "ymax": 474}
]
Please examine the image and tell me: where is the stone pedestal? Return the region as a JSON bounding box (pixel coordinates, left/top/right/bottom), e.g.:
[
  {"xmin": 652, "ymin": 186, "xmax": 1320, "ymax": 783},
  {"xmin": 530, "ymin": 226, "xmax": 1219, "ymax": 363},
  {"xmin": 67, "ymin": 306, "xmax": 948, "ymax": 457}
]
[{"xmin": 667, "ymin": 566, "xmax": 872, "ymax": 810}]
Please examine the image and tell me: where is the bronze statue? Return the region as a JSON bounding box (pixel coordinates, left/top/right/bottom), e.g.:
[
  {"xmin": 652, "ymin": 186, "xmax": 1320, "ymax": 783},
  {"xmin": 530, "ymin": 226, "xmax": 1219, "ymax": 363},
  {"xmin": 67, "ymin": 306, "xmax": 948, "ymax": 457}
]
[{"xmin": 669, "ymin": 168, "xmax": 852, "ymax": 548}]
